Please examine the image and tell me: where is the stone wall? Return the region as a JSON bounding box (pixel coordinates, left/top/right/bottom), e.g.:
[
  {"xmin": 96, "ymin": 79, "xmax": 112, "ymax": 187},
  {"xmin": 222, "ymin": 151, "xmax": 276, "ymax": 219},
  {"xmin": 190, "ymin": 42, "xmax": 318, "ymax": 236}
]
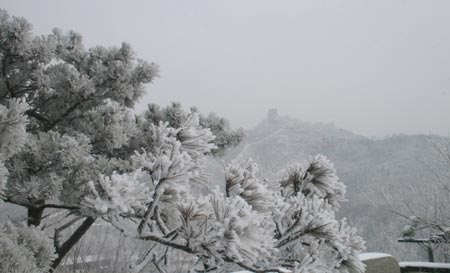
[{"xmin": 360, "ymin": 253, "xmax": 401, "ymax": 273}]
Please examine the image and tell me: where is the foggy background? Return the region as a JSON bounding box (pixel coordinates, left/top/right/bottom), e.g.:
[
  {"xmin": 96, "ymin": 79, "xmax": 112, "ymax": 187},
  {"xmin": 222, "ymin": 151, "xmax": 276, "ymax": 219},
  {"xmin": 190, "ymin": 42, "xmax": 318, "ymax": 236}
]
[{"xmin": 3, "ymin": 0, "xmax": 450, "ymax": 137}]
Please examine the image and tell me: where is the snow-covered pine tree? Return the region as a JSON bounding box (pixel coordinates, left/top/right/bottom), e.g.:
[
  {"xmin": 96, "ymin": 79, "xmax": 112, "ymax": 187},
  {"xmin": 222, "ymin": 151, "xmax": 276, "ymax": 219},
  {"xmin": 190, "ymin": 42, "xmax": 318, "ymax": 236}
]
[
  {"xmin": 0, "ymin": 9, "xmax": 365, "ymax": 273},
  {"xmin": 0, "ymin": 8, "xmax": 157, "ymax": 271},
  {"xmin": 0, "ymin": 9, "xmax": 241, "ymax": 272},
  {"xmin": 86, "ymin": 125, "xmax": 366, "ymax": 272}
]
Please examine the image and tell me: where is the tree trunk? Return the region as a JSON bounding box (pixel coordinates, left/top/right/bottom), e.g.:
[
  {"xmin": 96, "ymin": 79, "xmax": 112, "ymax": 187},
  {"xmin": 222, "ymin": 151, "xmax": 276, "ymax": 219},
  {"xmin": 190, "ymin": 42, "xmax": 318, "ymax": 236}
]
[
  {"xmin": 27, "ymin": 206, "xmax": 44, "ymax": 226},
  {"xmin": 49, "ymin": 216, "xmax": 96, "ymax": 273},
  {"xmin": 427, "ymin": 246, "xmax": 434, "ymax": 262}
]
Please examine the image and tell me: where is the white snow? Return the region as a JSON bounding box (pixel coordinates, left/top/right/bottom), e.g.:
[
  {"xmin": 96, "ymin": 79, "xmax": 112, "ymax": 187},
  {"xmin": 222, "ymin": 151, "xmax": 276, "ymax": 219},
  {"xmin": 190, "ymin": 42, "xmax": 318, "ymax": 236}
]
[
  {"xmin": 63, "ymin": 255, "xmax": 105, "ymax": 265},
  {"xmin": 359, "ymin": 252, "xmax": 392, "ymax": 261},
  {"xmin": 399, "ymin": 262, "xmax": 450, "ymax": 269}
]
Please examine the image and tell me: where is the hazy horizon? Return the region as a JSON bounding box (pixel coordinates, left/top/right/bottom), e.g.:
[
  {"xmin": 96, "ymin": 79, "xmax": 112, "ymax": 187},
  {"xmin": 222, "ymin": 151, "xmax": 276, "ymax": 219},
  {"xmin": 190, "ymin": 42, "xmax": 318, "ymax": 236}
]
[{"xmin": 3, "ymin": 0, "xmax": 450, "ymax": 137}]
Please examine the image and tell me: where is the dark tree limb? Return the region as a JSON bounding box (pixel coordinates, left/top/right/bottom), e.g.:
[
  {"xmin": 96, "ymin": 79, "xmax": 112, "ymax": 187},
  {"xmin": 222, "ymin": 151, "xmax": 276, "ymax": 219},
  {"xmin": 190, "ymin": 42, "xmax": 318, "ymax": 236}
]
[
  {"xmin": 53, "ymin": 216, "xmax": 84, "ymax": 250},
  {"xmin": 50, "ymin": 216, "xmax": 96, "ymax": 272}
]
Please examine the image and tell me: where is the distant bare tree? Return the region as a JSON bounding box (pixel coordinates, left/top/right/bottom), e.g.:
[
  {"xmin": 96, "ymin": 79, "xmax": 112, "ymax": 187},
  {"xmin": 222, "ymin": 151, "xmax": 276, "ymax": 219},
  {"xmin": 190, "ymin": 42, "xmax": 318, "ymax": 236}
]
[{"xmin": 372, "ymin": 137, "xmax": 450, "ymax": 262}]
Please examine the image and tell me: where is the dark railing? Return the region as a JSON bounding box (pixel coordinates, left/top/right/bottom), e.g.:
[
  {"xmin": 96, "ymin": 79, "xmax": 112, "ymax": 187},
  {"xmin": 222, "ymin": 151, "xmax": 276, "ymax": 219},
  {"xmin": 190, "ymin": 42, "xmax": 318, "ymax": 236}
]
[{"xmin": 398, "ymin": 234, "xmax": 450, "ymax": 263}]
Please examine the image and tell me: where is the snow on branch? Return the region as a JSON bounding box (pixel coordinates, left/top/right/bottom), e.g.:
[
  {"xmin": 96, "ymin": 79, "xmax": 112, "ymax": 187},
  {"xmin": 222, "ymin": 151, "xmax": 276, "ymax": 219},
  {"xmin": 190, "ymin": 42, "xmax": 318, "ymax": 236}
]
[
  {"xmin": 225, "ymin": 159, "xmax": 274, "ymax": 212},
  {"xmin": 280, "ymin": 155, "xmax": 347, "ymax": 209},
  {"xmin": 84, "ymin": 169, "xmax": 151, "ymax": 215}
]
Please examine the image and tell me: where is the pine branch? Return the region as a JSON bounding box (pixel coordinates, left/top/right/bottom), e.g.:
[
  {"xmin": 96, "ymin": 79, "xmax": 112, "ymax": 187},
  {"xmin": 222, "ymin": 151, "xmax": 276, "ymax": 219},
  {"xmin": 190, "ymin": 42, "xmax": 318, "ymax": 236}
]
[
  {"xmin": 41, "ymin": 203, "xmax": 81, "ymax": 210},
  {"xmin": 155, "ymin": 205, "xmax": 169, "ymax": 235},
  {"xmin": 138, "ymin": 233, "xmax": 191, "ymax": 253},
  {"xmin": 4, "ymin": 197, "xmax": 81, "ymax": 211},
  {"xmin": 25, "ymin": 109, "xmax": 50, "ymax": 126},
  {"xmin": 138, "ymin": 178, "xmax": 167, "ymax": 235}
]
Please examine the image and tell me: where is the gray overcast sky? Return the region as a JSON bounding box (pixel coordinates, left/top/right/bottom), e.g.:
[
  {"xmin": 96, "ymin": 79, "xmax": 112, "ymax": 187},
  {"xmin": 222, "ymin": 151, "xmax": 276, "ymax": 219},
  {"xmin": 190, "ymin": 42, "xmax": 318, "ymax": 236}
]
[{"xmin": 2, "ymin": 0, "xmax": 450, "ymax": 137}]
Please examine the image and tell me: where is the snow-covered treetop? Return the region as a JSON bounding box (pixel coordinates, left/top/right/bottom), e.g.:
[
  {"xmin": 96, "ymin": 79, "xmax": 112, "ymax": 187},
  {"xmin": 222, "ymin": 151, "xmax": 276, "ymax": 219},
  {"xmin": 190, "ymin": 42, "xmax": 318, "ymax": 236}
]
[{"xmin": 143, "ymin": 102, "xmax": 244, "ymax": 156}]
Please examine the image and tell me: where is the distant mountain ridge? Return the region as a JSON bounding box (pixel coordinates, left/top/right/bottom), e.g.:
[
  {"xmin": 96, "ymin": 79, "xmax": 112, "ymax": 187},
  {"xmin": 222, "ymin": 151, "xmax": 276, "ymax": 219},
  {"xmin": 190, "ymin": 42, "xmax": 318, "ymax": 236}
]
[
  {"xmin": 234, "ymin": 109, "xmax": 366, "ymax": 173},
  {"xmin": 234, "ymin": 110, "xmax": 442, "ymax": 191}
]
